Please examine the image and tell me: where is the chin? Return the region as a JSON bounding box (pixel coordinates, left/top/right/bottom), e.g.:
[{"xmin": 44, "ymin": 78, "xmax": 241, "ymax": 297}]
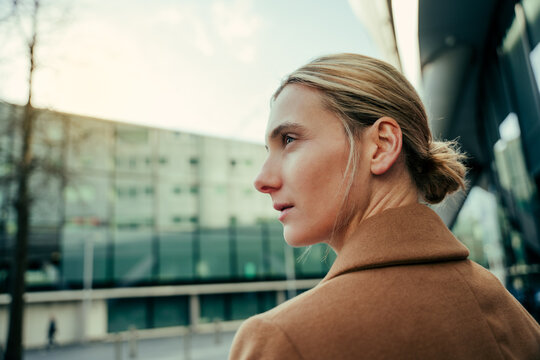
[{"xmin": 283, "ymin": 227, "xmax": 326, "ymax": 247}]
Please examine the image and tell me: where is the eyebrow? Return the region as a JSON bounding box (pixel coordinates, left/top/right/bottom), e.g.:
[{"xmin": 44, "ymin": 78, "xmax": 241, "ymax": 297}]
[{"xmin": 266, "ymin": 122, "xmax": 307, "ymax": 148}]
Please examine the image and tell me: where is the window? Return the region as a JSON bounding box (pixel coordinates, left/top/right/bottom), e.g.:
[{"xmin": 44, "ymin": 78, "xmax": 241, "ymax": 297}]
[
  {"xmin": 66, "ymin": 185, "xmax": 96, "ymax": 203},
  {"xmin": 494, "ymin": 113, "xmax": 536, "ymax": 203},
  {"xmin": 529, "ymin": 42, "xmax": 540, "ymax": 93},
  {"xmin": 116, "ymin": 127, "xmax": 149, "ymax": 144},
  {"xmin": 452, "ymin": 187, "xmax": 505, "ymax": 280}
]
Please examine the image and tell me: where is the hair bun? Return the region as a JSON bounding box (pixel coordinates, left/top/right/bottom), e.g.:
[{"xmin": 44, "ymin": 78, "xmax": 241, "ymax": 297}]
[{"xmin": 416, "ymin": 140, "xmax": 467, "ymax": 204}]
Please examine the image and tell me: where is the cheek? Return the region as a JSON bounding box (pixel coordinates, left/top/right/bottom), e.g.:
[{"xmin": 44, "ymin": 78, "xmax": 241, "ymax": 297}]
[
  {"xmin": 283, "ymin": 142, "xmax": 350, "ymax": 206},
  {"xmin": 282, "ymin": 152, "xmax": 312, "ymax": 187},
  {"xmin": 296, "ymin": 154, "xmax": 347, "ymax": 208}
]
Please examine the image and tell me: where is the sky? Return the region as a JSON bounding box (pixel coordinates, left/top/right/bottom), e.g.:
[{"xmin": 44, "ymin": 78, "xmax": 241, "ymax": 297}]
[{"xmin": 0, "ymin": 0, "xmax": 381, "ymax": 144}]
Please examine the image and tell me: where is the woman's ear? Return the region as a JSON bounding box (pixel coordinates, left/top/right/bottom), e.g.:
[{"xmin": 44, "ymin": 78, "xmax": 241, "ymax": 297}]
[{"xmin": 369, "ymin": 117, "xmax": 403, "ymax": 175}]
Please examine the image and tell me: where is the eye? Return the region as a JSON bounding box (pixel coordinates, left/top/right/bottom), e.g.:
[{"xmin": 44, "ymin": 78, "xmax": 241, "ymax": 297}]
[{"xmin": 283, "ymin": 134, "xmax": 296, "ymax": 146}]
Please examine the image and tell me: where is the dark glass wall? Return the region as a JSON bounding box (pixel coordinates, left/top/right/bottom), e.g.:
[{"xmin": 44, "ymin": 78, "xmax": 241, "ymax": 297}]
[
  {"xmin": 452, "ymin": 0, "xmax": 540, "ymax": 319},
  {"xmin": 0, "ymin": 107, "xmax": 335, "ymax": 293}
]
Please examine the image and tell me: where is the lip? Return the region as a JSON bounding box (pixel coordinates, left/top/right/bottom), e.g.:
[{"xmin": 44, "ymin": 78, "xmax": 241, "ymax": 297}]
[
  {"xmin": 274, "ymin": 202, "xmax": 294, "ymax": 221},
  {"xmin": 278, "ymin": 207, "xmax": 293, "ymax": 222}
]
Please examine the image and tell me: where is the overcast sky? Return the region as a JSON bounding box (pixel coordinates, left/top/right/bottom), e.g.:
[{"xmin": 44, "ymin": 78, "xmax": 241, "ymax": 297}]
[{"xmin": 0, "ymin": 0, "xmax": 380, "ymax": 143}]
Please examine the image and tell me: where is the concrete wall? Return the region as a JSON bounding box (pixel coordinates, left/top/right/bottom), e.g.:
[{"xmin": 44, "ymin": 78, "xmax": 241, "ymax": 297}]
[{"xmin": 0, "ymin": 299, "xmax": 107, "ymax": 349}]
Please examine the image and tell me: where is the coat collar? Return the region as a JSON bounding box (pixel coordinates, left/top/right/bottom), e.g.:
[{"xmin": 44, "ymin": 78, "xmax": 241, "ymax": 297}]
[{"xmin": 322, "ymin": 203, "xmax": 470, "ymax": 282}]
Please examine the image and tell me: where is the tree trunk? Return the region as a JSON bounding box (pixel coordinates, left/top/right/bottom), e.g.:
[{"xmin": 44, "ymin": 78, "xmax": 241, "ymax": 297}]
[
  {"xmin": 5, "ymin": 102, "xmax": 34, "ymax": 360},
  {"xmin": 5, "ymin": 1, "xmax": 38, "ymax": 356}
]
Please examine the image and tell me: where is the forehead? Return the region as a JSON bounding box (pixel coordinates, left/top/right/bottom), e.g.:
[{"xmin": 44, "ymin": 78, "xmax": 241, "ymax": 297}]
[{"xmin": 265, "ymin": 84, "xmax": 330, "ymax": 136}]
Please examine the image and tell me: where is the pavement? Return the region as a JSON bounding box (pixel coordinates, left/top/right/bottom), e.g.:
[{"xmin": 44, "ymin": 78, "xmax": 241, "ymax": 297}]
[{"xmin": 25, "ymin": 331, "xmax": 236, "ymax": 360}]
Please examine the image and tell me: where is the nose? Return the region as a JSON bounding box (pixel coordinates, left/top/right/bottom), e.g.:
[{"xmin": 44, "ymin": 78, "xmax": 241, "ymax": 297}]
[{"xmin": 254, "ymin": 157, "xmax": 281, "ymax": 194}]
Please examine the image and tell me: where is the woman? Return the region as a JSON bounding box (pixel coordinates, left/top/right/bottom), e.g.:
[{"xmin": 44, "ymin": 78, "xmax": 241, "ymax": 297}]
[{"xmin": 229, "ymin": 54, "xmax": 540, "ymax": 359}]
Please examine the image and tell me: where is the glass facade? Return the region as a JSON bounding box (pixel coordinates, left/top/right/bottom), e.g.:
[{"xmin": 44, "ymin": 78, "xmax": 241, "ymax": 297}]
[
  {"xmin": 0, "ymin": 104, "xmax": 337, "ymax": 332},
  {"xmin": 0, "ymin": 105, "xmax": 335, "ymax": 295},
  {"xmin": 452, "ymin": 0, "xmax": 540, "ymax": 319}
]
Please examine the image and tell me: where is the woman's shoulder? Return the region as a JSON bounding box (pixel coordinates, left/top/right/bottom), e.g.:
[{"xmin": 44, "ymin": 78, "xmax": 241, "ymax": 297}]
[
  {"xmin": 247, "ymin": 286, "xmax": 320, "ymax": 327},
  {"xmin": 229, "ymin": 285, "xmax": 327, "ymax": 359},
  {"xmin": 229, "ymin": 305, "xmax": 304, "ymax": 359}
]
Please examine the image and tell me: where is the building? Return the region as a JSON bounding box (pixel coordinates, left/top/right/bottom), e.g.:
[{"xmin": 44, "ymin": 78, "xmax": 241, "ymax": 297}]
[
  {"xmin": 1, "ymin": 0, "xmax": 540, "ymax": 349},
  {"xmin": 416, "ymin": 0, "xmax": 540, "ymax": 318},
  {"xmin": 0, "ymin": 102, "xmax": 334, "ymax": 347}
]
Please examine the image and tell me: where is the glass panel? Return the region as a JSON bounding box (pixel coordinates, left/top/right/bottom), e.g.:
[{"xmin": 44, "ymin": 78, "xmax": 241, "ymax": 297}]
[
  {"xmin": 452, "ymin": 187, "xmax": 506, "ymax": 281},
  {"xmin": 198, "ymin": 229, "xmax": 230, "ymax": 280},
  {"xmin": 93, "ymin": 232, "xmax": 109, "ymax": 284},
  {"xmin": 157, "ymin": 177, "xmax": 198, "ymax": 232},
  {"xmin": 200, "ymin": 294, "xmax": 226, "ymax": 323},
  {"xmin": 267, "ymin": 222, "xmax": 286, "ymax": 278},
  {"xmin": 236, "ymin": 225, "xmax": 263, "ymax": 279},
  {"xmin": 60, "ymin": 228, "xmax": 84, "ymax": 284},
  {"xmin": 61, "ymin": 227, "xmax": 109, "ymax": 286},
  {"xmin": 64, "ymin": 174, "xmax": 110, "ymax": 225},
  {"xmin": 114, "ymin": 229, "xmax": 153, "ymax": 284},
  {"xmin": 501, "ymin": 10, "xmax": 540, "ymax": 176},
  {"xmin": 108, "ymin": 298, "xmax": 148, "ymax": 332},
  {"xmin": 230, "ymin": 292, "xmax": 258, "ymax": 320},
  {"xmin": 30, "ymin": 172, "xmax": 62, "ymax": 226},
  {"xmin": 295, "ymin": 244, "xmax": 325, "ymax": 278},
  {"xmin": 321, "ymin": 245, "xmax": 337, "ymax": 273},
  {"xmin": 32, "ymin": 113, "xmax": 64, "ymax": 170},
  {"xmin": 494, "ymin": 113, "xmax": 539, "ymax": 248},
  {"xmin": 529, "ymin": 42, "xmax": 540, "ymax": 93},
  {"xmin": 26, "ymin": 227, "xmax": 61, "ymax": 287},
  {"xmin": 67, "ymin": 118, "xmax": 114, "ymax": 171},
  {"xmin": 523, "ymin": 0, "xmax": 540, "ymax": 46},
  {"xmin": 152, "ymin": 296, "xmax": 189, "ymax": 328},
  {"xmin": 114, "ymin": 176, "xmax": 154, "ymax": 227},
  {"xmin": 158, "ymin": 232, "xmax": 194, "ymax": 281},
  {"xmin": 257, "ymin": 291, "xmax": 277, "ymax": 313}
]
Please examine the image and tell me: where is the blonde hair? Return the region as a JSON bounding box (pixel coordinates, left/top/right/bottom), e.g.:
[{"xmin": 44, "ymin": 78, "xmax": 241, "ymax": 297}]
[{"xmin": 273, "ymin": 53, "xmax": 467, "ymax": 232}]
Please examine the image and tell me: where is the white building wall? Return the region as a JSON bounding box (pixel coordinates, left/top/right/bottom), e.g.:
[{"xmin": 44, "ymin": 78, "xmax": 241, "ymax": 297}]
[{"xmin": 0, "ymin": 300, "xmax": 107, "ymax": 349}]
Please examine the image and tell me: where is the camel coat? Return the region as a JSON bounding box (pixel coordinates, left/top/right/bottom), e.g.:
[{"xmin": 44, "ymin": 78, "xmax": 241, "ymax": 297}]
[{"xmin": 229, "ymin": 204, "xmax": 540, "ymax": 359}]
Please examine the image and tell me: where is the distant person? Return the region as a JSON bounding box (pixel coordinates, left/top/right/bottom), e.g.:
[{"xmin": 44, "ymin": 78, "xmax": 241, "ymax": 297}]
[
  {"xmin": 229, "ymin": 54, "xmax": 540, "ymax": 359},
  {"xmin": 47, "ymin": 316, "xmax": 56, "ymax": 349}
]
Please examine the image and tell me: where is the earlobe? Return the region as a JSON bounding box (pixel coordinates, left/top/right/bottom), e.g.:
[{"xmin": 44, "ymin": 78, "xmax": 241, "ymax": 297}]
[{"xmin": 370, "ymin": 117, "xmax": 403, "ymax": 175}]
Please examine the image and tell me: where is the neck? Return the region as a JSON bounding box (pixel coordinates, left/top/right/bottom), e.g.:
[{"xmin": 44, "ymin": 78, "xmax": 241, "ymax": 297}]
[{"xmin": 329, "ymin": 168, "xmax": 420, "ymax": 255}]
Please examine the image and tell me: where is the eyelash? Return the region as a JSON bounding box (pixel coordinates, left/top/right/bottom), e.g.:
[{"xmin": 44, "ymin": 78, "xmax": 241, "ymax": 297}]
[{"xmin": 282, "ymin": 134, "xmax": 296, "ymax": 146}]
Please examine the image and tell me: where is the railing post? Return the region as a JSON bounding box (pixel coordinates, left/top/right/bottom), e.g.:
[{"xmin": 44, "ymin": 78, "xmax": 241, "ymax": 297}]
[
  {"xmin": 114, "ymin": 333, "xmax": 123, "ymax": 360},
  {"xmin": 276, "ymin": 290, "xmax": 286, "ymax": 305},
  {"xmin": 213, "ymin": 318, "xmax": 222, "ymax": 345},
  {"xmin": 189, "ymin": 294, "xmax": 200, "ymax": 332},
  {"xmin": 128, "ymin": 325, "xmax": 138, "ymax": 358},
  {"xmin": 183, "ymin": 326, "xmax": 192, "ymax": 360}
]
